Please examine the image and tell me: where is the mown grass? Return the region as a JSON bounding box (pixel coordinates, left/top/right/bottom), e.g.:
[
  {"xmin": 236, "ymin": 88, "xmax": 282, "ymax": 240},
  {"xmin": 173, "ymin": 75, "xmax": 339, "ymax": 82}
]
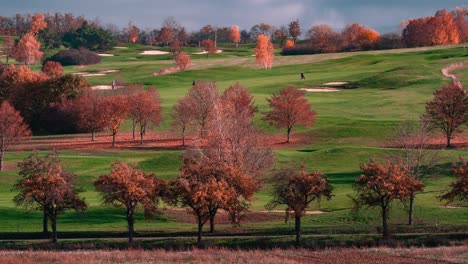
[{"xmin": 0, "ymin": 42, "xmax": 467, "ymax": 238}]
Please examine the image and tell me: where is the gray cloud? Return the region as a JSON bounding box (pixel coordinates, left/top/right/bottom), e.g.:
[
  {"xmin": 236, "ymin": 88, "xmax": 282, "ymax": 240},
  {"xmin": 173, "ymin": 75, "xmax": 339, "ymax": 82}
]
[{"xmin": 0, "ymin": 0, "xmax": 466, "ymax": 33}]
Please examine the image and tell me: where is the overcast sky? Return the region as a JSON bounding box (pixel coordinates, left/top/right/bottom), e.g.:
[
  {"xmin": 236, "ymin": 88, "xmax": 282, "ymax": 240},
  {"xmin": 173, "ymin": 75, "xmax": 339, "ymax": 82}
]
[{"xmin": 0, "ymin": 0, "xmax": 466, "ymax": 33}]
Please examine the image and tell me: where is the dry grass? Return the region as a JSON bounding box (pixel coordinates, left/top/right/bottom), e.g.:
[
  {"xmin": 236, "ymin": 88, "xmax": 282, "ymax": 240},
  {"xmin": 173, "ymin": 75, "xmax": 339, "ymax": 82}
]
[{"xmin": 0, "ymin": 246, "xmax": 465, "ymax": 264}]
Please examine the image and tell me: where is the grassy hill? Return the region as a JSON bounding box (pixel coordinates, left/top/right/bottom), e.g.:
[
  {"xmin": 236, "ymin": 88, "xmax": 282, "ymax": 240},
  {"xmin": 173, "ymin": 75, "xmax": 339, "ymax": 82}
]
[{"xmin": 0, "ymin": 43, "xmax": 466, "ymax": 238}]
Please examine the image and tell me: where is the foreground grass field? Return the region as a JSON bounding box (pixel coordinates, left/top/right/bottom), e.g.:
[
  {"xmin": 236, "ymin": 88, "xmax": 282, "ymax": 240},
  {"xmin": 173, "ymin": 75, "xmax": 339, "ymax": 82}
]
[{"xmin": 0, "ymin": 42, "xmax": 467, "ymax": 241}]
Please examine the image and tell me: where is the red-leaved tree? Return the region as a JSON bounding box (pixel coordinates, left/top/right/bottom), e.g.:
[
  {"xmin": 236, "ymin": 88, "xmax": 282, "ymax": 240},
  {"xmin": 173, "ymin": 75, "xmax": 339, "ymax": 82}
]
[
  {"xmin": 101, "ymin": 95, "xmax": 129, "ymax": 147},
  {"xmin": 0, "ymin": 101, "xmax": 31, "ymax": 171},
  {"xmin": 175, "ymin": 51, "xmax": 191, "ymax": 70},
  {"xmin": 75, "ymin": 90, "xmax": 107, "ymax": 141},
  {"xmin": 41, "ymin": 61, "xmax": 64, "ymax": 78},
  {"xmin": 441, "ymin": 157, "xmax": 468, "ymax": 204},
  {"xmin": 94, "ymin": 161, "xmax": 164, "ymax": 246},
  {"xmin": 352, "ymin": 160, "xmax": 424, "ymax": 240},
  {"xmin": 13, "ymin": 33, "xmax": 44, "ymax": 66},
  {"xmin": 171, "ymin": 97, "xmax": 193, "ymax": 146},
  {"xmin": 128, "ymin": 87, "xmax": 162, "ymax": 144},
  {"xmin": 424, "ymin": 83, "xmax": 468, "ymax": 148},
  {"xmin": 267, "ymin": 165, "xmax": 333, "ymax": 244},
  {"xmin": 200, "ymin": 39, "xmax": 217, "ymax": 58},
  {"xmin": 288, "ymin": 20, "xmax": 301, "ymax": 44},
  {"xmin": 263, "ymin": 86, "xmax": 316, "ymax": 143}
]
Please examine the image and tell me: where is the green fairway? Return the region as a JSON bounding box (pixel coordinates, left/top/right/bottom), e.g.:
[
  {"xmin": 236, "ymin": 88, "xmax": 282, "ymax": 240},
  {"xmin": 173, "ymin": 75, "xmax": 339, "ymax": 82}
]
[{"xmin": 0, "ymin": 42, "xmax": 467, "ymax": 237}]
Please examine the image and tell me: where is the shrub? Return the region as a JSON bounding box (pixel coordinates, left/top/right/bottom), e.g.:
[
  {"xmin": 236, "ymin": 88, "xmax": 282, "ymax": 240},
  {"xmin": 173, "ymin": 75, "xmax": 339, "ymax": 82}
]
[{"xmin": 48, "ymin": 49, "xmax": 101, "ymax": 66}]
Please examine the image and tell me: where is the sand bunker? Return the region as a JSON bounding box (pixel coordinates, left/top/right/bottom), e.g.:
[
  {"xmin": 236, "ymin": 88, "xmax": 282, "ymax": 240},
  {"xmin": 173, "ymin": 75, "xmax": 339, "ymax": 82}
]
[
  {"xmin": 73, "ymin": 69, "xmax": 120, "ymax": 77},
  {"xmin": 114, "ymin": 46, "xmax": 128, "ymax": 49},
  {"xmin": 91, "ymin": 85, "xmax": 125, "ymax": 90},
  {"xmin": 98, "ymin": 53, "xmax": 114, "ymax": 57},
  {"xmin": 140, "ymin": 50, "xmax": 170, "ymax": 55},
  {"xmin": 193, "ymin": 49, "xmax": 223, "ymax": 55},
  {"xmin": 261, "ymin": 210, "xmax": 326, "ymax": 215},
  {"xmin": 323, "ymin": 82, "xmax": 348, "ymax": 86},
  {"xmin": 300, "ymin": 88, "xmax": 342, "ymax": 92}
]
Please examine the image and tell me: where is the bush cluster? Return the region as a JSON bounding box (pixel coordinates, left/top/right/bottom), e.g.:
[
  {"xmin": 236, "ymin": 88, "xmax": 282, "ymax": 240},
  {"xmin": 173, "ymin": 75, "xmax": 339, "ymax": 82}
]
[{"xmin": 48, "ymin": 49, "xmax": 101, "ymax": 66}]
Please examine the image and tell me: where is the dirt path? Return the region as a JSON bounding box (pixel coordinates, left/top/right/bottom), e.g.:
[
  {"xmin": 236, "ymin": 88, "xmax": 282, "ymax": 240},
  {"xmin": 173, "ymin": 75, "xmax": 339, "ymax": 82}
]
[{"xmin": 441, "ymin": 62, "xmax": 468, "ymax": 87}]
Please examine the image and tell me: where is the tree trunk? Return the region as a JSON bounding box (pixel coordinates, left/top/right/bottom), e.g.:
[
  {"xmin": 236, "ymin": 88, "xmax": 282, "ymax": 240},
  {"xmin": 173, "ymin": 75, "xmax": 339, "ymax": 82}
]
[
  {"xmin": 408, "ymin": 193, "xmax": 415, "ymax": 225},
  {"xmin": 382, "ymin": 206, "xmax": 389, "ymax": 240},
  {"xmin": 0, "ymin": 146, "xmax": 4, "ymax": 171},
  {"xmin": 91, "ymin": 127, "xmax": 95, "ymax": 142},
  {"xmin": 182, "ymin": 127, "xmax": 186, "ymax": 146},
  {"xmin": 132, "ymin": 119, "xmax": 136, "ymax": 140},
  {"xmin": 127, "ymin": 209, "xmax": 135, "ymax": 246},
  {"xmin": 112, "ymin": 132, "xmax": 116, "ymax": 147},
  {"xmin": 197, "ymin": 217, "xmax": 204, "ymax": 247},
  {"xmin": 6, "ymin": 55, "xmax": 9, "ymax": 64},
  {"xmin": 209, "ymin": 213, "xmax": 216, "ymax": 233},
  {"xmin": 235, "ymin": 42, "xmax": 238, "ymax": 48},
  {"xmin": 140, "ymin": 124, "xmax": 145, "ymax": 145},
  {"xmin": 287, "ymin": 127, "xmax": 292, "ymax": 143},
  {"xmin": 446, "ymin": 132, "xmax": 451, "ymax": 148},
  {"xmin": 295, "ymin": 215, "xmax": 301, "ymax": 245},
  {"xmin": 43, "ymin": 208, "xmax": 49, "ymax": 235},
  {"xmin": 51, "ymin": 215, "xmax": 57, "ymax": 243}
]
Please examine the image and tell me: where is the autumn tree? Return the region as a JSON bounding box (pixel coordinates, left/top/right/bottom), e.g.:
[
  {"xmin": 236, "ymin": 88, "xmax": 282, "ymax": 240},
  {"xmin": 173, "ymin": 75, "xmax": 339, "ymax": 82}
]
[
  {"xmin": 101, "ymin": 95, "xmax": 129, "ymax": 147},
  {"xmin": 352, "ymin": 160, "xmax": 424, "ymax": 240},
  {"xmin": 165, "ymin": 158, "xmax": 235, "ymax": 246},
  {"xmin": 441, "ymin": 157, "xmax": 468, "ymax": 204},
  {"xmin": 158, "ymin": 27, "xmax": 173, "ymax": 46},
  {"xmin": 220, "ymin": 82, "xmax": 257, "ymax": 119},
  {"xmin": 171, "ymin": 97, "xmax": 193, "ymax": 146},
  {"xmin": 423, "ymin": 83, "xmax": 468, "ymax": 148},
  {"xmin": 307, "ymin": 24, "xmax": 340, "ymax": 53},
  {"xmin": 229, "ymin": 25, "xmax": 241, "ymax": 47},
  {"xmin": 402, "ymin": 18, "xmax": 432, "ymax": 47},
  {"xmin": 14, "ymin": 152, "xmax": 87, "ymax": 243},
  {"xmin": 75, "ymin": 90, "xmax": 106, "ymax": 141},
  {"xmin": 169, "ymin": 40, "xmax": 181, "ymax": 56},
  {"xmin": 2, "ymin": 35, "xmax": 14, "ymax": 64},
  {"xmin": 128, "ymin": 87, "xmax": 162, "ymax": 144},
  {"xmin": 288, "ymin": 20, "xmax": 301, "ymax": 44},
  {"xmin": 127, "ymin": 21, "xmax": 139, "ymax": 43},
  {"xmin": 452, "ymin": 7, "xmax": 468, "ymax": 43},
  {"xmin": 0, "ymin": 101, "xmax": 31, "ymax": 171},
  {"xmin": 255, "ymin": 34, "xmax": 274, "ymax": 70},
  {"xmin": 13, "ymin": 33, "xmax": 44, "ymax": 66},
  {"xmin": 389, "ymin": 120, "xmax": 441, "ymax": 225},
  {"xmin": 428, "ymin": 10, "xmax": 460, "ymax": 46},
  {"xmin": 342, "ymin": 23, "xmax": 379, "ymax": 50},
  {"xmin": 30, "ymin": 13, "xmax": 47, "ymax": 35},
  {"xmin": 175, "ymin": 51, "xmax": 191, "ymax": 71},
  {"xmin": 267, "ymin": 165, "xmax": 333, "ymax": 244},
  {"xmin": 94, "ymin": 161, "xmax": 164, "ymax": 246},
  {"xmin": 273, "ymin": 26, "xmax": 289, "ymax": 47},
  {"xmin": 200, "ymin": 39, "xmax": 217, "ymax": 58},
  {"xmin": 122, "ymin": 84, "xmax": 145, "ymax": 140},
  {"xmin": 263, "ymin": 86, "xmax": 316, "ymax": 143},
  {"xmin": 284, "ymin": 39, "xmax": 294, "ymax": 48},
  {"xmin": 185, "ymin": 81, "xmax": 219, "ymax": 137},
  {"xmin": 41, "ymin": 61, "xmax": 64, "ymax": 78}
]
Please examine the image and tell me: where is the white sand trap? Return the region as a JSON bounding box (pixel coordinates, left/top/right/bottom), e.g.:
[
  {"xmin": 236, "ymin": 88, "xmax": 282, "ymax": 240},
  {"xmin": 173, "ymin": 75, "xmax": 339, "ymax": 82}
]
[
  {"xmin": 114, "ymin": 46, "xmax": 128, "ymax": 49},
  {"xmin": 193, "ymin": 49, "xmax": 223, "ymax": 55},
  {"xmin": 73, "ymin": 69, "xmax": 119, "ymax": 77},
  {"xmin": 300, "ymin": 88, "xmax": 342, "ymax": 93},
  {"xmin": 140, "ymin": 50, "xmax": 170, "ymax": 55},
  {"xmin": 101, "ymin": 69, "xmax": 119, "ymax": 74},
  {"xmin": 91, "ymin": 85, "xmax": 125, "ymax": 90},
  {"xmin": 323, "ymin": 81, "xmax": 348, "ymax": 86},
  {"xmin": 261, "ymin": 210, "xmax": 326, "ymax": 215},
  {"xmin": 98, "ymin": 53, "xmax": 114, "ymax": 57},
  {"xmin": 82, "ymin": 73, "xmax": 106, "ymax": 77}
]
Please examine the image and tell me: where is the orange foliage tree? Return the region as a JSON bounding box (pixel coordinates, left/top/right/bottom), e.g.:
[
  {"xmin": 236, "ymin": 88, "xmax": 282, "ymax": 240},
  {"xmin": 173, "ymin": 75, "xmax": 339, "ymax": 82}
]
[
  {"xmin": 101, "ymin": 95, "xmax": 129, "ymax": 147},
  {"xmin": 158, "ymin": 27, "xmax": 173, "ymax": 46},
  {"xmin": 0, "ymin": 101, "xmax": 31, "ymax": 171},
  {"xmin": 14, "ymin": 152, "xmax": 87, "ymax": 243},
  {"xmin": 441, "ymin": 157, "xmax": 468, "ymax": 204},
  {"xmin": 175, "ymin": 51, "xmax": 191, "ymax": 70},
  {"xmin": 352, "ymin": 160, "xmax": 424, "ymax": 240},
  {"xmin": 30, "ymin": 13, "xmax": 47, "ymax": 35},
  {"xmin": 267, "ymin": 165, "xmax": 333, "ymax": 244},
  {"xmin": 342, "ymin": 23, "xmax": 379, "ymax": 50},
  {"xmin": 429, "ymin": 10, "xmax": 460, "ymax": 45},
  {"xmin": 75, "ymin": 90, "xmax": 107, "ymax": 141},
  {"xmin": 128, "ymin": 87, "xmax": 162, "ymax": 144},
  {"xmin": 263, "ymin": 86, "xmax": 316, "ymax": 143},
  {"xmin": 127, "ymin": 21, "xmax": 139, "ymax": 43},
  {"xmin": 41, "ymin": 61, "xmax": 64, "ymax": 78},
  {"xmin": 200, "ymin": 39, "xmax": 217, "ymax": 58},
  {"xmin": 165, "ymin": 158, "xmax": 236, "ymax": 246},
  {"xmin": 423, "ymin": 83, "xmax": 468, "ymax": 147},
  {"xmin": 255, "ymin": 34, "xmax": 274, "ymax": 70},
  {"xmin": 229, "ymin": 25, "xmax": 241, "ymax": 47},
  {"xmin": 288, "ymin": 19, "xmax": 301, "ymax": 44},
  {"xmin": 284, "ymin": 39, "xmax": 294, "ymax": 48},
  {"xmin": 94, "ymin": 161, "xmax": 164, "ymax": 246},
  {"xmin": 13, "ymin": 33, "xmax": 44, "ymax": 66},
  {"xmin": 307, "ymin": 24, "xmax": 340, "ymax": 53},
  {"xmin": 2, "ymin": 35, "xmax": 14, "ymax": 64}
]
